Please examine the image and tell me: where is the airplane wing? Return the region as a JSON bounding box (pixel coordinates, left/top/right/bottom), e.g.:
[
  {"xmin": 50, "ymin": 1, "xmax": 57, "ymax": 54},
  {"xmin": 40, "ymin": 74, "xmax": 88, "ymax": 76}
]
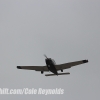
[
  {"xmin": 55, "ymin": 60, "xmax": 88, "ymax": 71},
  {"xmin": 17, "ymin": 66, "xmax": 49, "ymax": 71}
]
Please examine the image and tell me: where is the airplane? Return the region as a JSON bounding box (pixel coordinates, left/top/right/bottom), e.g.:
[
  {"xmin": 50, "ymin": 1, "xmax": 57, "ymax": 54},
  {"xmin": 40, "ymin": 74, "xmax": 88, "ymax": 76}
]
[{"xmin": 17, "ymin": 55, "xmax": 88, "ymax": 76}]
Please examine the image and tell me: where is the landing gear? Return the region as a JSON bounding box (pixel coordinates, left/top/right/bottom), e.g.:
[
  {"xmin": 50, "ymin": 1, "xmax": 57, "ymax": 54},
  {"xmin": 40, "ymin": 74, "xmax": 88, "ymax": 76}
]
[
  {"xmin": 41, "ymin": 71, "xmax": 43, "ymax": 74},
  {"xmin": 61, "ymin": 69, "xmax": 63, "ymax": 72}
]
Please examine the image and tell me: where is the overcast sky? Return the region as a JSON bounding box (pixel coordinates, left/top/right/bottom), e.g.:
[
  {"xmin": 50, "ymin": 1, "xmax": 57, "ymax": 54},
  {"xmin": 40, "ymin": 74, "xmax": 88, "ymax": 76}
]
[{"xmin": 0, "ymin": 0, "xmax": 100, "ymax": 99}]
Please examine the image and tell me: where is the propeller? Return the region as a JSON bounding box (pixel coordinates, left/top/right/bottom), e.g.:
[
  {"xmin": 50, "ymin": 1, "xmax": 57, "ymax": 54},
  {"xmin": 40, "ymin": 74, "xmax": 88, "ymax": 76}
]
[{"xmin": 44, "ymin": 54, "xmax": 48, "ymax": 59}]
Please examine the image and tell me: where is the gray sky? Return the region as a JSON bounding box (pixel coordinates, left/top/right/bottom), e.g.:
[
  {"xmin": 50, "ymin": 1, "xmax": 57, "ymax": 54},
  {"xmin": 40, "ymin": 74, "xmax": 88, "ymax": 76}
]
[{"xmin": 0, "ymin": 0, "xmax": 100, "ymax": 99}]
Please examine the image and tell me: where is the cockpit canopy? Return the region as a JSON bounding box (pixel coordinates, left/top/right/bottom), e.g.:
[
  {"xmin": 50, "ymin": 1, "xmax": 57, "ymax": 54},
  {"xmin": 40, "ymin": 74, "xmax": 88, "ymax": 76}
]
[
  {"xmin": 52, "ymin": 59, "xmax": 56, "ymax": 65},
  {"xmin": 45, "ymin": 58, "xmax": 56, "ymax": 65}
]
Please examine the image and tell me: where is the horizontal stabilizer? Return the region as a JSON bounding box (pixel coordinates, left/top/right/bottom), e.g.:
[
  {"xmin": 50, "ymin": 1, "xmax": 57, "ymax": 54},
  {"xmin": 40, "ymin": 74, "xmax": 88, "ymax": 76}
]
[{"xmin": 45, "ymin": 72, "xmax": 70, "ymax": 76}]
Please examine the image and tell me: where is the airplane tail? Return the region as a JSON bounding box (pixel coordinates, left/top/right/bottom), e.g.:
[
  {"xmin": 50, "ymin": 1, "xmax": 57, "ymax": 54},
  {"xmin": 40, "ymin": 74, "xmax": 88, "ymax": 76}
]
[{"xmin": 45, "ymin": 72, "xmax": 70, "ymax": 76}]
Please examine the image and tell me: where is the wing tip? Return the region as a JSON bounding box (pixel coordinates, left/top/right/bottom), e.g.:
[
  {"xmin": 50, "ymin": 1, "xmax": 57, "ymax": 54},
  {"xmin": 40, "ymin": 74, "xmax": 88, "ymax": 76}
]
[
  {"xmin": 83, "ymin": 60, "xmax": 88, "ymax": 63},
  {"xmin": 17, "ymin": 66, "xmax": 22, "ymax": 69}
]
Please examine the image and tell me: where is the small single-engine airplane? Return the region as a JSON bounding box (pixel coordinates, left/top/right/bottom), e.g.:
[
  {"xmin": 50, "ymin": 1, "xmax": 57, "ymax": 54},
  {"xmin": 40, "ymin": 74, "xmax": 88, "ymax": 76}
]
[{"xmin": 17, "ymin": 55, "xmax": 88, "ymax": 76}]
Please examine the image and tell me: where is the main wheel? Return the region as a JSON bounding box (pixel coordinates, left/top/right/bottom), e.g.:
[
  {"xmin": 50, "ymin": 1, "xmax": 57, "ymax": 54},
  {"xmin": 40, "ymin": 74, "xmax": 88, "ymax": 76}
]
[
  {"xmin": 61, "ymin": 69, "xmax": 63, "ymax": 72},
  {"xmin": 41, "ymin": 71, "xmax": 43, "ymax": 74}
]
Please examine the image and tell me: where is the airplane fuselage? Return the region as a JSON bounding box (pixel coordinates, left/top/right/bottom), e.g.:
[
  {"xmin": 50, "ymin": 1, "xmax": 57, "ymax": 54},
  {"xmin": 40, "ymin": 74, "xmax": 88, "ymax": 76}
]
[{"xmin": 45, "ymin": 58, "xmax": 58, "ymax": 75}]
